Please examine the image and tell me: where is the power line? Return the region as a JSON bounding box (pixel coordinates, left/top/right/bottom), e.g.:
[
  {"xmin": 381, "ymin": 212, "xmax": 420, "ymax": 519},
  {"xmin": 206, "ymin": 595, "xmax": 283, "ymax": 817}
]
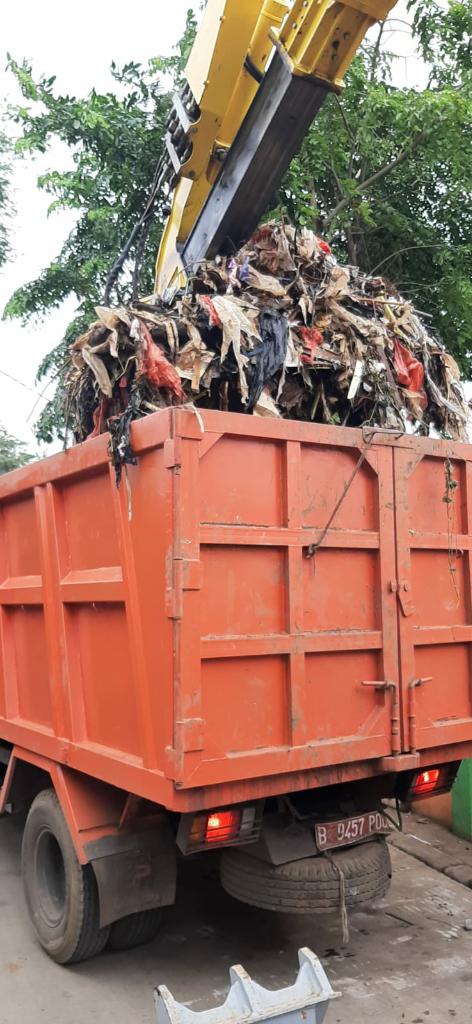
[{"xmin": 0, "ymin": 367, "xmax": 47, "ymax": 398}]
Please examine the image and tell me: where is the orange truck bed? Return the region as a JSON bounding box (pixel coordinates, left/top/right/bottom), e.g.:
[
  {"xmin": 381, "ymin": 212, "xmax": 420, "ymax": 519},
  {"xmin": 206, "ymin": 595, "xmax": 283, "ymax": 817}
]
[{"xmin": 1, "ymin": 408, "xmax": 472, "ymax": 812}]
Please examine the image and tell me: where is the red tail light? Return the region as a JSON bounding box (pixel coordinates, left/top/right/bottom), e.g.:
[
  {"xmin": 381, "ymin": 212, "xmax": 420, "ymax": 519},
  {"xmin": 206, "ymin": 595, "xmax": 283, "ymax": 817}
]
[
  {"xmin": 412, "ymin": 768, "xmax": 440, "ymax": 796},
  {"xmin": 206, "ymin": 809, "xmax": 241, "ymax": 843},
  {"xmin": 177, "ymin": 803, "xmax": 262, "ymax": 854}
]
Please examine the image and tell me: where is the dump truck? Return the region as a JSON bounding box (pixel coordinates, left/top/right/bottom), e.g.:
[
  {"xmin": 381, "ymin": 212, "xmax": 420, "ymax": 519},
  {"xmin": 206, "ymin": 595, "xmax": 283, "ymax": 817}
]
[
  {"xmin": 2, "ymin": 0, "xmax": 470, "ymax": 969},
  {"xmin": 0, "ymin": 409, "xmax": 470, "ymax": 962}
]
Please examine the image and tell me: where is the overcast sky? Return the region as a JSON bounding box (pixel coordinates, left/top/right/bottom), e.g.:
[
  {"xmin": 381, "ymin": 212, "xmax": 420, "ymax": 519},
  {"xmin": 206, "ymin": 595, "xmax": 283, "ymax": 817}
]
[{"xmin": 0, "ymin": 0, "xmax": 429, "ymax": 455}]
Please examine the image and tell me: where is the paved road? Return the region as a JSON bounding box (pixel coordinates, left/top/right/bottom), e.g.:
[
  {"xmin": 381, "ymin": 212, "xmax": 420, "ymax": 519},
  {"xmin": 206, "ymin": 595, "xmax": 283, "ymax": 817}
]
[{"xmin": 1, "ymin": 812, "xmax": 472, "ymax": 1024}]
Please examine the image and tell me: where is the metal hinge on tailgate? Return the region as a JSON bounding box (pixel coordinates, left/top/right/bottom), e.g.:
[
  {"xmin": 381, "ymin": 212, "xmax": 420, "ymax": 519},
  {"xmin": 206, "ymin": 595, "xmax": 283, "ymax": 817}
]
[
  {"xmin": 166, "ymin": 559, "xmax": 202, "ymax": 619},
  {"xmin": 163, "ymin": 437, "xmax": 182, "ymax": 469}
]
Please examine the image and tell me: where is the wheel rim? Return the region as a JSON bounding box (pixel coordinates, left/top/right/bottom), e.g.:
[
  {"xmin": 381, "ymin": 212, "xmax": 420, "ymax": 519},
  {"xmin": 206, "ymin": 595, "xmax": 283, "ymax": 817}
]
[{"xmin": 34, "ymin": 828, "xmax": 67, "ymax": 926}]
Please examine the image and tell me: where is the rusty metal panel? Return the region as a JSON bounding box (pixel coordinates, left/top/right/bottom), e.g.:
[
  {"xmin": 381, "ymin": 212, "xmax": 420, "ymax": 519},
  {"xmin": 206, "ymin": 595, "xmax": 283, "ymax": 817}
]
[
  {"xmin": 0, "ymin": 419, "xmax": 177, "ymax": 810},
  {"xmin": 171, "ymin": 411, "xmax": 401, "ymax": 790}
]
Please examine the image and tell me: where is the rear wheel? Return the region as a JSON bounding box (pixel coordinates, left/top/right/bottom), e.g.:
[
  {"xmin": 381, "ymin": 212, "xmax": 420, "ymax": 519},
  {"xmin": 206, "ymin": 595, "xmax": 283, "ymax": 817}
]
[
  {"xmin": 0, "ymin": 761, "xmax": 6, "ymax": 814},
  {"xmin": 21, "ymin": 788, "xmax": 110, "ymax": 964},
  {"xmin": 108, "ymin": 908, "xmax": 163, "ymax": 950},
  {"xmin": 221, "ymin": 838, "xmax": 391, "ymax": 914}
]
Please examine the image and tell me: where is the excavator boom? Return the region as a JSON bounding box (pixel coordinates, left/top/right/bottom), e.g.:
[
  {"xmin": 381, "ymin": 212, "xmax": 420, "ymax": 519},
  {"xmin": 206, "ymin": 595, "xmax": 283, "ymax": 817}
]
[{"xmin": 155, "ymin": 0, "xmax": 398, "ymax": 299}]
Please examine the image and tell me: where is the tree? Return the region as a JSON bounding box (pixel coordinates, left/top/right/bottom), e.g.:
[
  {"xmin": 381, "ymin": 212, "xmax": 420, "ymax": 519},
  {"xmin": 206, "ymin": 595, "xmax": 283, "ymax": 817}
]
[
  {"xmin": 2, "ymin": 11, "xmax": 196, "ymax": 441},
  {"xmin": 0, "ymin": 424, "xmax": 33, "ymax": 474},
  {"xmin": 3, "ymin": 1, "xmax": 472, "ymax": 442},
  {"xmin": 0, "ymin": 124, "xmax": 13, "ymax": 270},
  {"xmin": 280, "ymin": 0, "xmax": 472, "ymax": 375}
]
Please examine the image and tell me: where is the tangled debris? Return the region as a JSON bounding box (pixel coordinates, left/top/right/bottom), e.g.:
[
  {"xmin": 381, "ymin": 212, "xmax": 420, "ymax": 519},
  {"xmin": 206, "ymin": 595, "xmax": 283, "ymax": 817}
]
[{"xmin": 65, "ymin": 223, "xmax": 469, "ymax": 482}]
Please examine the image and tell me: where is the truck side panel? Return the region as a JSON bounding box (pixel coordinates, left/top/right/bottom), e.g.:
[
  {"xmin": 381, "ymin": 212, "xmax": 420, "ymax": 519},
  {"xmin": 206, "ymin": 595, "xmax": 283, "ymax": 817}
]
[{"xmin": 0, "ymin": 414, "xmax": 176, "ymax": 807}]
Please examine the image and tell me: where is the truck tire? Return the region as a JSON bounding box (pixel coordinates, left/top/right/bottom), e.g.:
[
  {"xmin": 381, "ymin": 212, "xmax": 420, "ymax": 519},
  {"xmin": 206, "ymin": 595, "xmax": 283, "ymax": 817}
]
[
  {"xmin": 108, "ymin": 908, "xmax": 163, "ymax": 951},
  {"xmin": 220, "ymin": 838, "xmax": 391, "ymax": 914},
  {"xmin": 21, "ymin": 788, "xmax": 110, "ymax": 964}
]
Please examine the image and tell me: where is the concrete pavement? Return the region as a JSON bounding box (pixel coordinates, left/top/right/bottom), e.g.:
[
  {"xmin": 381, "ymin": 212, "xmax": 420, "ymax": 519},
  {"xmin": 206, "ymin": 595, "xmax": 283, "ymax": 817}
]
[{"xmin": 1, "ymin": 812, "xmax": 472, "ymax": 1024}]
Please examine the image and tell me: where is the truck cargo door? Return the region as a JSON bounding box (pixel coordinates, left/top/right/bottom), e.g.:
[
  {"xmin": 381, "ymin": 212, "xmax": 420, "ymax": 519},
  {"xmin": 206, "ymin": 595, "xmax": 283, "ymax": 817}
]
[
  {"xmin": 394, "ymin": 444, "xmax": 472, "ymax": 753},
  {"xmin": 173, "ymin": 418, "xmax": 403, "ymax": 790}
]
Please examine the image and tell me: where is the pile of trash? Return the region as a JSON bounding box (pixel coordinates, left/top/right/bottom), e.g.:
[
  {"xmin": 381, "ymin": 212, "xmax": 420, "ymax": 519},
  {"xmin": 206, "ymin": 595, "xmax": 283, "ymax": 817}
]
[{"xmin": 65, "ymin": 222, "xmax": 469, "ymax": 481}]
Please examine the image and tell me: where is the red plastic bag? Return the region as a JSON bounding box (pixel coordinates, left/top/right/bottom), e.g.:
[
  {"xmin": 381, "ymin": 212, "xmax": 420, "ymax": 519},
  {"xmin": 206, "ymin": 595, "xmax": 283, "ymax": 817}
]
[
  {"xmin": 137, "ymin": 322, "xmax": 183, "ymax": 399},
  {"xmin": 300, "ymin": 327, "xmax": 323, "ymax": 363},
  {"xmin": 394, "ymin": 339, "xmax": 424, "ymax": 392},
  {"xmin": 89, "ymin": 401, "xmax": 109, "ymax": 439},
  {"xmin": 249, "ymin": 226, "xmax": 273, "ymax": 246},
  {"xmin": 316, "ymin": 237, "xmax": 331, "ymax": 256},
  {"xmin": 199, "ymin": 294, "xmax": 222, "ymax": 327}
]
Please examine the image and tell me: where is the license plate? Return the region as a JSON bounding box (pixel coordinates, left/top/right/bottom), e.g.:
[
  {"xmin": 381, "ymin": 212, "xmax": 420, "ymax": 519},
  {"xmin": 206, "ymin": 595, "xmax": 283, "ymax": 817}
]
[{"xmin": 315, "ymin": 811, "xmax": 392, "ymax": 852}]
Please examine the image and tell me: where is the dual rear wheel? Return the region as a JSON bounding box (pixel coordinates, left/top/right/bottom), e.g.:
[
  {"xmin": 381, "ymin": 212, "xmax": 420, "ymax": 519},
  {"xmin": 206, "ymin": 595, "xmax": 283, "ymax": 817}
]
[
  {"xmin": 21, "ymin": 789, "xmax": 162, "ymax": 964},
  {"xmin": 21, "ymin": 788, "xmax": 392, "ymax": 964}
]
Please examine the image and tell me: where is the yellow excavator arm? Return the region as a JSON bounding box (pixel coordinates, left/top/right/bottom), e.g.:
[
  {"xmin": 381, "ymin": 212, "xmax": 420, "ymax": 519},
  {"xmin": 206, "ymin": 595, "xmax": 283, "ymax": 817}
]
[{"xmin": 155, "ymin": 0, "xmax": 398, "ymax": 299}]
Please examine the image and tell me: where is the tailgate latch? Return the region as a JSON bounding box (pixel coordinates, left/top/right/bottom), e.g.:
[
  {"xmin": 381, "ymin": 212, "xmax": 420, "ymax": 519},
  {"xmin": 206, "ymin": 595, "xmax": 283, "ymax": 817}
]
[
  {"xmin": 409, "ymin": 676, "xmax": 432, "ymax": 753},
  {"xmin": 390, "ymin": 579, "xmax": 414, "ymax": 617},
  {"xmin": 362, "ymin": 680, "xmax": 400, "ymax": 755}
]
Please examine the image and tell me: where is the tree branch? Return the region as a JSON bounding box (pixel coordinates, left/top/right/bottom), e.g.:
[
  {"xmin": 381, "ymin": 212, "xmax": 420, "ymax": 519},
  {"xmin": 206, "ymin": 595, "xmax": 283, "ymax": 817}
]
[
  {"xmin": 322, "ymin": 125, "xmax": 430, "ymax": 230},
  {"xmin": 369, "ymin": 20, "xmax": 386, "ymax": 84},
  {"xmin": 348, "ymin": 131, "xmax": 358, "ymax": 181},
  {"xmin": 369, "ymin": 242, "xmax": 462, "ymax": 278},
  {"xmin": 334, "ymin": 95, "xmax": 354, "ymax": 143},
  {"xmin": 346, "ymin": 225, "xmax": 357, "ymax": 266},
  {"xmin": 321, "ymin": 160, "xmax": 343, "ymax": 202},
  {"xmin": 309, "ymin": 175, "xmax": 317, "ymax": 209}
]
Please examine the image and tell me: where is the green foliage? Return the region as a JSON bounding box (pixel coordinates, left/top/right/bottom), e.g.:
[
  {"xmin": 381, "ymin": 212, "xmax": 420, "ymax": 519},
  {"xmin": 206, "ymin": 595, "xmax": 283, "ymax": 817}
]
[
  {"xmin": 4, "ymin": 53, "xmax": 170, "ymax": 322},
  {"xmin": 0, "ymin": 424, "xmax": 33, "ymax": 474},
  {"xmin": 3, "ymin": 2, "xmax": 472, "ymax": 443},
  {"xmin": 2, "ymin": 10, "xmax": 197, "ymax": 441},
  {"xmin": 279, "ymin": 0, "xmax": 472, "ymax": 376},
  {"xmin": 154, "ymin": 8, "xmax": 198, "ymax": 86},
  {"xmin": 409, "ymin": 0, "xmax": 472, "ymax": 83},
  {"xmin": 0, "ymin": 124, "xmax": 13, "ymax": 270}
]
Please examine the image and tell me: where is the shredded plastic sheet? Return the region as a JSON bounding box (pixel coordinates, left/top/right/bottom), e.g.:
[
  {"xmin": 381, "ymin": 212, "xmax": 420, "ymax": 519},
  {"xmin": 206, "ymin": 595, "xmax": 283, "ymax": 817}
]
[
  {"xmin": 300, "ymin": 327, "xmax": 323, "ymax": 364},
  {"xmin": 393, "ymin": 338, "xmax": 425, "ymax": 398},
  {"xmin": 64, "ymin": 222, "xmax": 470, "ymax": 484},
  {"xmin": 133, "ymin": 318, "xmax": 183, "ymax": 398},
  {"xmin": 246, "ymin": 308, "xmax": 288, "ymax": 407},
  {"xmin": 207, "ymin": 294, "xmax": 260, "ymax": 404}
]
